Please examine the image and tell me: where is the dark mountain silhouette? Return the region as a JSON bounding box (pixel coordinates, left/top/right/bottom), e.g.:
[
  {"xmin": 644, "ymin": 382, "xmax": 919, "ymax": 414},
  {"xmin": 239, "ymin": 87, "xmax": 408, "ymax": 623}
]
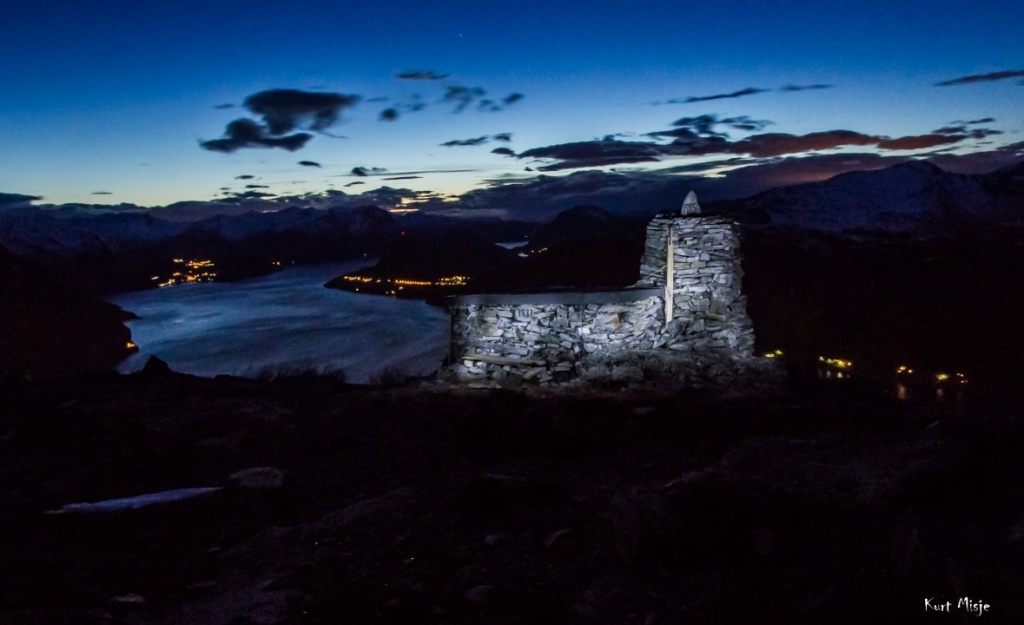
[
  {"xmin": 524, "ymin": 205, "xmax": 641, "ymax": 251},
  {"xmin": 713, "ymin": 160, "xmax": 1023, "ymax": 233},
  {"xmin": 0, "ymin": 243, "xmax": 135, "ymax": 378},
  {"xmin": 0, "ymin": 204, "xmax": 536, "ymax": 294},
  {"xmin": 327, "ymin": 208, "xmax": 646, "ymax": 297}
]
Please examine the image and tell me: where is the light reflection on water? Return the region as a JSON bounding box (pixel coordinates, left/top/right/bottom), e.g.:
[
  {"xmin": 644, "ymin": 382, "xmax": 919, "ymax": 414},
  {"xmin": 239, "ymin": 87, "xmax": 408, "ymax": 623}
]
[
  {"xmin": 894, "ymin": 381, "xmax": 963, "ymax": 403},
  {"xmin": 108, "ymin": 261, "xmax": 450, "ymax": 383},
  {"xmin": 816, "ymin": 367, "xmax": 965, "ymax": 403}
]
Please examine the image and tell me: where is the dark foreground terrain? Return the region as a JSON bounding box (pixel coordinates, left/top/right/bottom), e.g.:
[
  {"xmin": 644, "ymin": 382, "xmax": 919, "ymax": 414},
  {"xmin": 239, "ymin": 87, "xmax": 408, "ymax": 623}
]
[{"xmin": 1, "ymin": 370, "xmax": 1023, "ymax": 624}]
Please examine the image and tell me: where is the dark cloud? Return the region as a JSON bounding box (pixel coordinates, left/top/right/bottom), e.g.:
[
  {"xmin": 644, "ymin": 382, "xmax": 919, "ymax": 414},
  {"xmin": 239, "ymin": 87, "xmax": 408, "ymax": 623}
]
[
  {"xmin": 396, "ymin": 70, "xmax": 450, "ymax": 80},
  {"xmin": 780, "ymin": 84, "xmax": 833, "ymax": 91},
  {"xmin": 971, "ymin": 129, "xmax": 1004, "ymax": 138},
  {"xmin": 332, "ymin": 168, "xmax": 476, "ymax": 179},
  {"xmin": 440, "ymin": 86, "xmax": 521, "ymax": 113},
  {"xmin": 91, "ymin": 191, "xmax": 113, "ymax": 195},
  {"xmin": 519, "ymin": 120, "xmax": 986, "ymax": 171},
  {"xmin": 477, "ymin": 95, "xmax": 522, "ymax": 112},
  {"xmin": 518, "ymin": 140, "xmax": 664, "ymax": 171},
  {"xmin": 200, "ymin": 118, "xmax": 313, "ymax": 153},
  {"xmin": 235, "ymin": 175, "xmax": 256, "ymax": 180},
  {"xmin": 650, "ymin": 114, "xmax": 772, "ymax": 139},
  {"xmin": 344, "ymin": 181, "xmax": 365, "ymax": 187},
  {"xmin": 351, "ymin": 166, "xmax": 386, "ymax": 177},
  {"xmin": 668, "ymin": 87, "xmax": 768, "ymax": 104},
  {"xmin": 218, "ymin": 190, "xmax": 277, "ymax": 202},
  {"xmin": 732, "ymin": 131, "xmax": 882, "ymax": 157},
  {"xmin": 491, "ymin": 147, "xmax": 516, "ymax": 157},
  {"xmin": 719, "ymin": 116, "xmax": 773, "ymax": 132},
  {"xmin": 0, "ymin": 192, "xmax": 43, "ymax": 207},
  {"xmin": 214, "ymin": 103, "xmax": 235, "ymax": 109},
  {"xmin": 298, "ymin": 160, "xmax": 321, "ymax": 167},
  {"xmin": 440, "ymin": 133, "xmax": 511, "ymax": 147},
  {"xmin": 383, "ymin": 176, "xmax": 423, "ymax": 180},
  {"xmin": 757, "ymin": 129, "xmax": 986, "ymax": 155},
  {"xmin": 698, "ymin": 129, "xmax": 976, "ymax": 157},
  {"xmin": 202, "ymin": 89, "xmax": 359, "ymax": 153},
  {"xmin": 440, "ymin": 136, "xmax": 489, "ymax": 147},
  {"xmin": 245, "ymin": 184, "xmax": 270, "ymax": 189},
  {"xmin": 965, "ymin": 117, "xmax": 995, "ymax": 124},
  {"xmin": 879, "ymin": 131, "xmax": 999, "ymax": 151},
  {"xmin": 443, "ymin": 85, "xmax": 486, "ymax": 112},
  {"xmin": 657, "ymin": 114, "xmax": 726, "ymax": 137},
  {"xmin": 379, "ymin": 95, "xmax": 428, "ymax": 121},
  {"xmin": 243, "ymin": 89, "xmax": 359, "ymax": 135},
  {"xmin": 935, "ymin": 70, "xmax": 1024, "ymax": 86},
  {"xmin": 933, "ymin": 125, "xmax": 1002, "ymax": 138}
]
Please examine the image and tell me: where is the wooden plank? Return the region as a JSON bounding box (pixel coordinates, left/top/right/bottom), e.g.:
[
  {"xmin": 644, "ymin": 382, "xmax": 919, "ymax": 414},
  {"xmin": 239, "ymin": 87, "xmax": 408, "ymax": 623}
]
[{"xmin": 664, "ymin": 223, "xmax": 674, "ymax": 324}]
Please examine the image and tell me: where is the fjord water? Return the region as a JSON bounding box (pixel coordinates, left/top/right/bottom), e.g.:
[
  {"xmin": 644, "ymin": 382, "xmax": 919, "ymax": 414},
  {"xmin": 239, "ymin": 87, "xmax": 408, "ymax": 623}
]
[{"xmin": 109, "ymin": 262, "xmax": 449, "ymax": 383}]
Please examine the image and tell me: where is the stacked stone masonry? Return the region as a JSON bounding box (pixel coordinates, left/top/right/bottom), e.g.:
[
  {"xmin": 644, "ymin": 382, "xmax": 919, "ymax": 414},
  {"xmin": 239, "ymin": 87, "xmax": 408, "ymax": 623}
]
[{"xmin": 447, "ymin": 197, "xmax": 757, "ymax": 386}]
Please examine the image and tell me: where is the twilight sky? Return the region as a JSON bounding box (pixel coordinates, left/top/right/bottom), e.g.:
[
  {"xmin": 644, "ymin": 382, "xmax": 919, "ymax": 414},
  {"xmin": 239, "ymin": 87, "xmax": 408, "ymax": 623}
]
[{"xmin": 1, "ymin": 0, "xmax": 1022, "ymax": 218}]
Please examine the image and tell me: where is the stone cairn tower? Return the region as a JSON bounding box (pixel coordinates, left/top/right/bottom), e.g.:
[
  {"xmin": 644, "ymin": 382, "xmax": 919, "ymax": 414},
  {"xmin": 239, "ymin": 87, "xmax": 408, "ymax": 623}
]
[
  {"xmin": 445, "ymin": 191, "xmax": 759, "ymax": 387},
  {"xmin": 633, "ymin": 191, "xmax": 755, "ymax": 356}
]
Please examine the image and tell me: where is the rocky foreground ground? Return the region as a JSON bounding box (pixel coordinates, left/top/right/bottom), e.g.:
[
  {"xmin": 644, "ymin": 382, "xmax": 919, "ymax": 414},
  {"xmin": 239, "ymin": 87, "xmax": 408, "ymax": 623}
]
[{"xmin": 1, "ymin": 370, "xmax": 1023, "ymax": 624}]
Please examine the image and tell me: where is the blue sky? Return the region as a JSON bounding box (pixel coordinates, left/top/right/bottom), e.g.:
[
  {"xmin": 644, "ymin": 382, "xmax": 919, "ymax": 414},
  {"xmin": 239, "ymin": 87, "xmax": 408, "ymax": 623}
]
[{"xmin": 1, "ymin": 0, "xmax": 1022, "ymax": 213}]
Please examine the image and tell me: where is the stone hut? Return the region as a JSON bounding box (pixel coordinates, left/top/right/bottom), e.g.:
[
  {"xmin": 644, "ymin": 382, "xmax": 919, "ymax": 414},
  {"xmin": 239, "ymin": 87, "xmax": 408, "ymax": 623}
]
[{"xmin": 447, "ymin": 192, "xmax": 757, "ymax": 385}]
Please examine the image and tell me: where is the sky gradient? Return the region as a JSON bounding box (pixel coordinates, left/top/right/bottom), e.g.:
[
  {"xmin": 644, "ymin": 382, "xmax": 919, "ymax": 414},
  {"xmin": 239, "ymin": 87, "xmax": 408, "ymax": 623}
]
[{"xmin": 1, "ymin": 0, "xmax": 1022, "ymax": 216}]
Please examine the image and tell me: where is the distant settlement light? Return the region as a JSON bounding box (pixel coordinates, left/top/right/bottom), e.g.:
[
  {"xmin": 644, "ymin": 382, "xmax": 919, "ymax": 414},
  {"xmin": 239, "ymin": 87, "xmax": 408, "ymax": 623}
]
[
  {"xmin": 341, "ymin": 275, "xmax": 470, "ymax": 290},
  {"xmin": 155, "ymin": 258, "xmax": 217, "ymax": 288}
]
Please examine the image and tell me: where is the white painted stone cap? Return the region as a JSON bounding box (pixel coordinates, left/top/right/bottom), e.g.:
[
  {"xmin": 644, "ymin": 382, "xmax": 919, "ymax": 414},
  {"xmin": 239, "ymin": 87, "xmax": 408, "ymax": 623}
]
[{"xmin": 681, "ymin": 190, "xmax": 701, "ymax": 215}]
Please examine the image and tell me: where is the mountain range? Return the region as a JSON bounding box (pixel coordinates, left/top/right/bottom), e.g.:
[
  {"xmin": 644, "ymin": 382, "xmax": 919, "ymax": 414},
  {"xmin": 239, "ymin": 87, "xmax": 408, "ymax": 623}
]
[
  {"xmin": 2, "ymin": 160, "xmax": 1022, "ymax": 264},
  {"xmin": 714, "ymin": 160, "xmax": 1024, "ymax": 232}
]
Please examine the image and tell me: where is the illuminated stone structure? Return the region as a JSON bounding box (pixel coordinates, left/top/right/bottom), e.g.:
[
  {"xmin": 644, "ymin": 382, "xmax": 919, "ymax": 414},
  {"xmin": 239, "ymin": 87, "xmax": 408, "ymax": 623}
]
[
  {"xmin": 633, "ymin": 192, "xmax": 755, "ymax": 354},
  {"xmin": 447, "ymin": 192, "xmax": 757, "ymax": 386}
]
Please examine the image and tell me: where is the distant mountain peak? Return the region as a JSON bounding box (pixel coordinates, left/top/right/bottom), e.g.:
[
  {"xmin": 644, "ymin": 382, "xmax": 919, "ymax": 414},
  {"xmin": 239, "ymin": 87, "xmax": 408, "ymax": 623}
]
[
  {"xmin": 726, "ymin": 160, "xmax": 1020, "ymax": 234},
  {"xmin": 893, "ymin": 159, "xmax": 943, "ymax": 173}
]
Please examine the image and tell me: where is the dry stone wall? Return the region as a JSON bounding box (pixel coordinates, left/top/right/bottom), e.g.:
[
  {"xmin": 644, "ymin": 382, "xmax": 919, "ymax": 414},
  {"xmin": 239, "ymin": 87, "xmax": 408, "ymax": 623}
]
[
  {"xmin": 634, "ymin": 215, "xmax": 755, "ymax": 356},
  {"xmin": 447, "ymin": 196, "xmax": 759, "ymax": 387},
  {"xmin": 449, "ymin": 291, "xmax": 661, "ymax": 385}
]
